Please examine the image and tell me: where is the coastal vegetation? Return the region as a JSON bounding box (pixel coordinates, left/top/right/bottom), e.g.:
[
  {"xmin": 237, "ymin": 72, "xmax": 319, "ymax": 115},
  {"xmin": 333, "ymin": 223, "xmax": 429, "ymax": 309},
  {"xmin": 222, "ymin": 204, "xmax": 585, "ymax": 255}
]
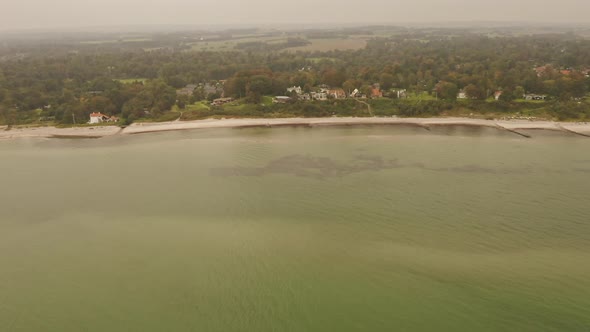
[{"xmin": 1, "ymin": 26, "xmax": 590, "ymax": 126}]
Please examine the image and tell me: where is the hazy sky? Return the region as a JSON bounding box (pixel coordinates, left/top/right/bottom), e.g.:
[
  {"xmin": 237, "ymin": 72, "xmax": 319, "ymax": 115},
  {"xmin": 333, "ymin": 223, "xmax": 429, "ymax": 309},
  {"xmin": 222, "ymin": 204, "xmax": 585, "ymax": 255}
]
[{"xmin": 1, "ymin": 0, "xmax": 589, "ymax": 30}]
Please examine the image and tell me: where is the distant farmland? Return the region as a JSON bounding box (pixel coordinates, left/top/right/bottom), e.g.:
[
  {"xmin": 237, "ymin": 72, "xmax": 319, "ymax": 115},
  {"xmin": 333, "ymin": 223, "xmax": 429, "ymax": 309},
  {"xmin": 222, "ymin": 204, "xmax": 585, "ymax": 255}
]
[
  {"xmin": 80, "ymin": 38, "xmax": 152, "ymax": 45},
  {"xmin": 285, "ymin": 38, "xmax": 368, "ymax": 52},
  {"xmin": 188, "ymin": 36, "xmax": 287, "ymax": 52},
  {"xmin": 188, "ymin": 36, "xmax": 368, "ymax": 52}
]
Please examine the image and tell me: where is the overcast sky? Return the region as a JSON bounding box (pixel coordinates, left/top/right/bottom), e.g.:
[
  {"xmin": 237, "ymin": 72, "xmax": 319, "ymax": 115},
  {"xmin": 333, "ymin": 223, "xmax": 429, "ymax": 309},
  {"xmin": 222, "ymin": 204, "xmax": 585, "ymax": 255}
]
[{"xmin": 1, "ymin": 0, "xmax": 589, "ymax": 31}]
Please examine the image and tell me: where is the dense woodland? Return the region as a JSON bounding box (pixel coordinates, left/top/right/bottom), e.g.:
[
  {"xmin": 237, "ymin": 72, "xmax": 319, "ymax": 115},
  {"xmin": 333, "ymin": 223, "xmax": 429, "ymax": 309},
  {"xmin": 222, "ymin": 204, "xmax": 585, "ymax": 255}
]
[{"xmin": 1, "ymin": 26, "xmax": 590, "ymax": 126}]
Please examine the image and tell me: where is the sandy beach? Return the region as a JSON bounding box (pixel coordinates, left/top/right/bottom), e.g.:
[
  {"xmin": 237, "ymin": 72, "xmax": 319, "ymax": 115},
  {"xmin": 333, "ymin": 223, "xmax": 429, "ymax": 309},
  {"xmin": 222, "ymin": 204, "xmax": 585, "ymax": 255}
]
[
  {"xmin": 120, "ymin": 117, "xmax": 590, "ymax": 137},
  {"xmin": 0, "ymin": 125, "xmax": 122, "ymax": 140},
  {"xmin": 1, "ymin": 117, "xmax": 590, "ymax": 140}
]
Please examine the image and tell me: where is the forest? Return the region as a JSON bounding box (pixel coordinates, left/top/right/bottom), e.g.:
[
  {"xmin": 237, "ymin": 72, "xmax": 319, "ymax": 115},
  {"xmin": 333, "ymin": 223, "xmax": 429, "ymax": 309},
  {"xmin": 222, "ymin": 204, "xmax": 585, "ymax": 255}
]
[{"xmin": 1, "ymin": 26, "xmax": 590, "ymax": 126}]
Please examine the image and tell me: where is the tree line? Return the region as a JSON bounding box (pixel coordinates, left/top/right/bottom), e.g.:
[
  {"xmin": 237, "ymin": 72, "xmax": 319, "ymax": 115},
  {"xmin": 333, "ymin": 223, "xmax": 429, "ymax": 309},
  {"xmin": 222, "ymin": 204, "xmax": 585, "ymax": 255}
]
[{"xmin": 1, "ymin": 29, "xmax": 590, "ymax": 125}]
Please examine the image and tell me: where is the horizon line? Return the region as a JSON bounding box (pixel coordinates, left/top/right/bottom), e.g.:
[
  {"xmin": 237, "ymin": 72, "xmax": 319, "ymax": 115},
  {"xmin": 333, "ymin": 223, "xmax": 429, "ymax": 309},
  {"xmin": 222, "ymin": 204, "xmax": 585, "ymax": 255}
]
[{"xmin": 1, "ymin": 20, "xmax": 590, "ymax": 34}]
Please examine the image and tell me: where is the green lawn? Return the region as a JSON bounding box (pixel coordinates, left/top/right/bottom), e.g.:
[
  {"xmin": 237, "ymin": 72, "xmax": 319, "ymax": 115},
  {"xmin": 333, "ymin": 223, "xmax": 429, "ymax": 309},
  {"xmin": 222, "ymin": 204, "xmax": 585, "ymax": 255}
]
[
  {"xmin": 222, "ymin": 102, "xmax": 250, "ymax": 112},
  {"xmin": 114, "ymin": 78, "xmax": 148, "ymax": 84},
  {"xmin": 185, "ymin": 101, "xmax": 211, "ymax": 111},
  {"xmin": 180, "ymin": 101, "xmax": 216, "ymax": 121},
  {"xmin": 261, "ymin": 96, "xmax": 274, "ymax": 106},
  {"xmin": 307, "ymin": 57, "xmax": 341, "ymax": 64},
  {"xmin": 404, "ymin": 92, "xmax": 438, "ymax": 101},
  {"xmin": 513, "ymin": 98, "xmax": 547, "ymax": 103}
]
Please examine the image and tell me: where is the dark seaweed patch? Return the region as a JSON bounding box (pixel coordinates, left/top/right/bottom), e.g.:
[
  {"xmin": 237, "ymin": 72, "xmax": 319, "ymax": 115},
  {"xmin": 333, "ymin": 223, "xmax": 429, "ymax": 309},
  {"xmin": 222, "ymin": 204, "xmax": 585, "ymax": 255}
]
[{"xmin": 211, "ymin": 154, "xmax": 531, "ymax": 178}]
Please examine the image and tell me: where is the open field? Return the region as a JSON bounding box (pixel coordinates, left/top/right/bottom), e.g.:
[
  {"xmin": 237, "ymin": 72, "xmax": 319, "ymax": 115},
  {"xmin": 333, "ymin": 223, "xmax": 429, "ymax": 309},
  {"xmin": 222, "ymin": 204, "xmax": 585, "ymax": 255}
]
[
  {"xmin": 188, "ymin": 36, "xmax": 288, "ymax": 51},
  {"xmin": 80, "ymin": 38, "xmax": 152, "ymax": 45},
  {"xmin": 188, "ymin": 35, "xmax": 369, "ymax": 52},
  {"xmin": 285, "ymin": 38, "xmax": 368, "ymax": 52}
]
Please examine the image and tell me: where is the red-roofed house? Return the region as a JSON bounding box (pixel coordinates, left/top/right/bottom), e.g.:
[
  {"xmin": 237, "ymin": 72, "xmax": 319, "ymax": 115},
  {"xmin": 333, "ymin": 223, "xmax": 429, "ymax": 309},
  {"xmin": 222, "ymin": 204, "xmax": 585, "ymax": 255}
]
[
  {"xmin": 494, "ymin": 91, "xmax": 503, "ymax": 100},
  {"xmin": 328, "ymin": 89, "xmax": 346, "ymax": 99},
  {"xmin": 534, "ymin": 66, "xmax": 548, "ymax": 77},
  {"xmin": 371, "ymin": 88, "xmax": 383, "ymax": 98}
]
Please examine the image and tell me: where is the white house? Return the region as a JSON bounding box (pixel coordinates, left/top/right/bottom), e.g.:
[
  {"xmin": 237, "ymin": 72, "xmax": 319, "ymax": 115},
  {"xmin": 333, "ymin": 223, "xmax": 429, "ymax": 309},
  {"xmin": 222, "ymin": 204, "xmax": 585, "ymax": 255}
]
[
  {"xmin": 299, "ymin": 93, "xmax": 311, "ymax": 101},
  {"xmin": 311, "ymin": 91, "xmax": 328, "ymax": 101},
  {"xmin": 89, "ymin": 112, "xmax": 109, "ymax": 124},
  {"xmin": 524, "ymin": 94, "xmax": 547, "ymax": 101},
  {"xmin": 457, "ymin": 90, "xmax": 468, "ymax": 99},
  {"xmin": 393, "ymin": 89, "xmax": 407, "ymax": 99},
  {"xmin": 287, "ymin": 86, "xmax": 303, "ymax": 95}
]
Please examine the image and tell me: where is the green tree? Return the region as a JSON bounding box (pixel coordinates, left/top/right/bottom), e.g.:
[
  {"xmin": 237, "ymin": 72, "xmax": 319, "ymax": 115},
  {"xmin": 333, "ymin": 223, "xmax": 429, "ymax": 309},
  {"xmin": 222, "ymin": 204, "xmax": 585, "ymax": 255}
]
[
  {"xmin": 379, "ymin": 73, "xmax": 395, "ymax": 91},
  {"xmin": 360, "ymin": 85, "xmax": 372, "ymax": 98},
  {"xmin": 0, "ymin": 106, "xmax": 17, "ymax": 126},
  {"xmin": 321, "ymin": 68, "xmax": 346, "ymax": 88},
  {"xmin": 85, "ymin": 96, "xmax": 116, "ymax": 115},
  {"xmin": 435, "ymin": 82, "xmax": 458, "ymax": 101},
  {"xmin": 248, "ymin": 75, "xmax": 273, "ymax": 96},
  {"xmin": 464, "ymin": 84, "xmax": 486, "ymax": 100},
  {"xmin": 513, "ymin": 86, "xmax": 525, "ymax": 99},
  {"xmin": 245, "ymin": 91, "xmax": 262, "ymax": 104},
  {"xmin": 342, "ymin": 79, "xmax": 358, "ymax": 95}
]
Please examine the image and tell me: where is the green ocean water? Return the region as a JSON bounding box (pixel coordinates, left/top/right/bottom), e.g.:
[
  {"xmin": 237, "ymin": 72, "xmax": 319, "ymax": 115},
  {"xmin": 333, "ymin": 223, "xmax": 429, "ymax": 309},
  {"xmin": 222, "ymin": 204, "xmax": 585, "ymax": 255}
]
[{"xmin": 0, "ymin": 125, "xmax": 589, "ymax": 331}]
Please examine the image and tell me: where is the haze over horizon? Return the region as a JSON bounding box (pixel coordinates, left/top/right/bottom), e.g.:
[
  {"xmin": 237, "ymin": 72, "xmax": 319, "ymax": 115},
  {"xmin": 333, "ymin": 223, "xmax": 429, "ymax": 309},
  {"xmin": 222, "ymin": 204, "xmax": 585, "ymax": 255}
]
[{"xmin": 2, "ymin": 0, "xmax": 589, "ymax": 31}]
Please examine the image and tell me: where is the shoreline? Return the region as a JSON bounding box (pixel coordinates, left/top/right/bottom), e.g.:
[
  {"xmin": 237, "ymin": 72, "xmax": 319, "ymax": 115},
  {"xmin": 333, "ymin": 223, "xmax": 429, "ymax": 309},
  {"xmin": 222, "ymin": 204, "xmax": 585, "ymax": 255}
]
[
  {"xmin": 0, "ymin": 125, "xmax": 122, "ymax": 140},
  {"xmin": 1, "ymin": 117, "xmax": 590, "ymax": 140}
]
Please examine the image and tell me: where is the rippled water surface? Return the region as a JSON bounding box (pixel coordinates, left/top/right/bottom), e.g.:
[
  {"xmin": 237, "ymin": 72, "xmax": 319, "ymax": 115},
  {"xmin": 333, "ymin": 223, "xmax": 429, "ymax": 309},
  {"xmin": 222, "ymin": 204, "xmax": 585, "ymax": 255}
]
[{"xmin": 1, "ymin": 126, "xmax": 589, "ymax": 331}]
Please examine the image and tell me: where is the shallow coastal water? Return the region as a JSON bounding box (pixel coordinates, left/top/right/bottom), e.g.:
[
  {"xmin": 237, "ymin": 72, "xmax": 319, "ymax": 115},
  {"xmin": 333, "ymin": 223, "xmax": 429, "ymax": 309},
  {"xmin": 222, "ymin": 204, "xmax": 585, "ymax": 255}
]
[{"xmin": 0, "ymin": 125, "xmax": 589, "ymax": 331}]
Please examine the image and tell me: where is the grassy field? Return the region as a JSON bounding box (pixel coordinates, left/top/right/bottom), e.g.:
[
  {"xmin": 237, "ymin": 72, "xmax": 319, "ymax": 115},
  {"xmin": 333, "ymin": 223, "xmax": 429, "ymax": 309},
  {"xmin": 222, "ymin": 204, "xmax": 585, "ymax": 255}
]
[
  {"xmin": 285, "ymin": 38, "xmax": 368, "ymax": 52},
  {"xmin": 188, "ymin": 35, "xmax": 368, "ymax": 53},
  {"xmin": 261, "ymin": 96, "xmax": 274, "ymax": 106},
  {"xmin": 181, "ymin": 101, "xmax": 215, "ymax": 121},
  {"xmin": 513, "ymin": 98, "xmax": 548, "ymax": 103},
  {"xmin": 404, "ymin": 92, "xmax": 438, "ymax": 101},
  {"xmin": 307, "ymin": 57, "xmax": 341, "ymax": 64},
  {"xmin": 185, "ymin": 101, "xmax": 211, "ymax": 112},
  {"xmin": 188, "ymin": 36, "xmax": 287, "ymax": 52},
  {"xmin": 80, "ymin": 38, "xmax": 152, "ymax": 45}
]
